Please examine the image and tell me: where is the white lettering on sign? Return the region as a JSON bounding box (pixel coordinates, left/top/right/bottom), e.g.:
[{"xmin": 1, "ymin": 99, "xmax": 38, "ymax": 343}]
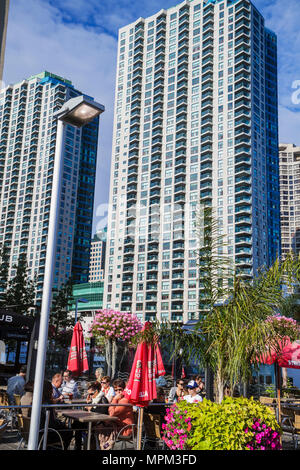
[{"xmin": 0, "ymin": 315, "xmax": 13, "ymax": 323}]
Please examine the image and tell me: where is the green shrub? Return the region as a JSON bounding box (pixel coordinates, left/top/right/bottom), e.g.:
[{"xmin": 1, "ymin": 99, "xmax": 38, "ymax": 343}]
[{"xmin": 168, "ymin": 397, "xmax": 281, "ymax": 450}]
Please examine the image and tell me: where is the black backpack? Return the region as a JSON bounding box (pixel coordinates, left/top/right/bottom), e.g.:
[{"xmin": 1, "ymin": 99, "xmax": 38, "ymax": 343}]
[{"xmin": 91, "ymin": 395, "xmax": 109, "ymax": 415}]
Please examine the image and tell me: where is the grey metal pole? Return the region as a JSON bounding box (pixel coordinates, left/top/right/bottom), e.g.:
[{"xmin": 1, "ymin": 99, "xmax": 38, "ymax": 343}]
[
  {"xmin": 27, "ymin": 119, "xmax": 65, "ymax": 450},
  {"xmin": 42, "ymin": 410, "xmax": 50, "ymax": 450},
  {"xmin": 74, "ymin": 299, "xmax": 79, "ymax": 324}
]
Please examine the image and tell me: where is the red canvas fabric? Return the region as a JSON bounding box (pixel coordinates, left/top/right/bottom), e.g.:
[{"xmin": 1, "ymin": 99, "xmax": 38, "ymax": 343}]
[
  {"xmin": 260, "ymin": 338, "xmax": 300, "ymax": 369},
  {"xmin": 67, "ymin": 322, "xmax": 89, "ymax": 376},
  {"xmin": 155, "ymin": 342, "xmax": 166, "ymax": 378},
  {"xmin": 124, "ymin": 322, "xmax": 165, "ymax": 406}
]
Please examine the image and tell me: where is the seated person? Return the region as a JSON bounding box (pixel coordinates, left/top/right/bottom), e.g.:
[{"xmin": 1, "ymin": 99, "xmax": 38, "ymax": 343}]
[
  {"xmin": 40, "ymin": 380, "xmax": 73, "ymax": 450},
  {"xmin": 73, "ymin": 382, "xmax": 109, "ymax": 450},
  {"xmin": 86, "ymin": 382, "xmax": 109, "ymax": 414},
  {"xmin": 20, "ymin": 381, "xmax": 34, "ymax": 418},
  {"xmin": 183, "ymin": 380, "xmax": 203, "ymax": 404},
  {"xmin": 155, "ymin": 375, "xmax": 167, "ymax": 387},
  {"xmin": 95, "ymin": 367, "xmax": 104, "ymax": 384},
  {"xmin": 6, "ymin": 366, "xmax": 26, "ymax": 405},
  {"xmin": 60, "ymin": 370, "xmax": 80, "ymax": 399},
  {"xmin": 145, "ymin": 387, "xmax": 167, "ymax": 418},
  {"xmin": 51, "ymin": 373, "xmax": 64, "ymax": 404},
  {"xmin": 195, "ymin": 375, "xmax": 205, "ymax": 395},
  {"xmin": 168, "ymin": 379, "xmax": 186, "ymax": 403},
  {"xmin": 100, "ymin": 376, "xmax": 115, "ymax": 403},
  {"xmin": 108, "ymin": 379, "xmax": 134, "ymax": 437}
]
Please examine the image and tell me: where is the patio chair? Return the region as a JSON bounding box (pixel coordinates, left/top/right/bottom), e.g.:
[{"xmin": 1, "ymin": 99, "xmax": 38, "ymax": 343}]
[
  {"xmin": 281, "ymin": 406, "xmax": 295, "ymax": 428},
  {"xmin": 0, "ymin": 390, "xmax": 17, "ymax": 430},
  {"xmin": 142, "ymin": 413, "xmax": 165, "ymax": 450},
  {"xmin": 280, "ymin": 407, "xmax": 300, "ymax": 450},
  {"xmin": 294, "ymin": 414, "xmax": 300, "ymax": 449},
  {"xmin": 0, "ymin": 418, "xmax": 8, "ymax": 441},
  {"xmin": 112, "ymin": 423, "xmax": 137, "ymax": 450},
  {"xmin": 259, "ymin": 396, "xmax": 275, "ymax": 405},
  {"xmin": 17, "ymin": 414, "xmax": 65, "ymax": 450}
]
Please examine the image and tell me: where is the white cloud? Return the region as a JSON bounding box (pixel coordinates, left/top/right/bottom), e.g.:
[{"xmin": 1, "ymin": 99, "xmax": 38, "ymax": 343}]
[{"xmin": 254, "ymin": 0, "xmax": 300, "ymax": 142}]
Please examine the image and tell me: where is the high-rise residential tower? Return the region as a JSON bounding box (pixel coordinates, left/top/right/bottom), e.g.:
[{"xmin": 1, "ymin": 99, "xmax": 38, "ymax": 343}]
[
  {"xmin": 279, "ymin": 143, "xmax": 300, "ymax": 258},
  {"xmin": 104, "ymin": 0, "xmax": 280, "ymax": 323},
  {"xmin": 89, "ymin": 227, "xmax": 107, "ymax": 282},
  {"xmin": 0, "ymin": 71, "xmax": 102, "ymax": 302},
  {"xmin": 0, "ymin": 0, "xmax": 10, "ymax": 82}
]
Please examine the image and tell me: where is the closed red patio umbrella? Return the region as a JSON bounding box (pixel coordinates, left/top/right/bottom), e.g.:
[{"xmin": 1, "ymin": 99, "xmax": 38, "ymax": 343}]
[
  {"xmin": 124, "ymin": 322, "xmax": 165, "ymax": 448},
  {"xmin": 67, "ymin": 321, "xmax": 89, "ymax": 377},
  {"xmin": 155, "ymin": 342, "xmax": 166, "ymax": 378}
]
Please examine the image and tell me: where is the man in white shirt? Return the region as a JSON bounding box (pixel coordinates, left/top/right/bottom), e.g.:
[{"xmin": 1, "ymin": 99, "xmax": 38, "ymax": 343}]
[
  {"xmin": 183, "ymin": 380, "xmax": 203, "ymax": 404},
  {"xmin": 60, "ymin": 370, "xmax": 80, "ymax": 398}
]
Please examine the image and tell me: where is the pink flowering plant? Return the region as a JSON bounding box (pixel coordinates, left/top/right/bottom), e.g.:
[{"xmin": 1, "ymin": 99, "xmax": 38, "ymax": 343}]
[
  {"xmin": 245, "ymin": 419, "xmax": 281, "ymax": 450},
  {"xmin": 162, "ymin": 397, "xmax": 282, "ymax": 450},
  {"xmin": 266, "ymin": 314, "xmax": 300, "ymax": 341},
  {"xmin": 88, "ymin": 309, "xmax": 142, "ymax": 347},
  {"xmin": 162, "ymin": 405, "xmax": 192, "ymax": 450}
]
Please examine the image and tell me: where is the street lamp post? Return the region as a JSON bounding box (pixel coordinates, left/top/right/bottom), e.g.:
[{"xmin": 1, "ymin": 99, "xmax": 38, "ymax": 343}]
[
  {"xmin": 74, "ymin": 298, "xmax": 89, "ymax": 324},
  {"xmin": 27, "ymin": 96, "xmax": 104, "ymax": 450}
]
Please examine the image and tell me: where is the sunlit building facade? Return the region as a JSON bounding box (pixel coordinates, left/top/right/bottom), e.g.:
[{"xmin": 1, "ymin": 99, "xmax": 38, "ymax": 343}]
[{"xmin": 104, "ymin": 0, "xmax": 280, "ymax": 323}]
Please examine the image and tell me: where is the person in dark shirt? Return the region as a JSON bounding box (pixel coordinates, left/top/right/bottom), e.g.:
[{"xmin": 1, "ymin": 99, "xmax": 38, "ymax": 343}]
[
  {"xmin": 51, "ymin": 373, "xmax": 64, "ymax": 404},
  {"xmin": 6, "ymin": 366, "xmax": 27, "ymax": 405},
  {"xmin": 40, "ymin": 380, "xmax": 72, "ymax": 450}
]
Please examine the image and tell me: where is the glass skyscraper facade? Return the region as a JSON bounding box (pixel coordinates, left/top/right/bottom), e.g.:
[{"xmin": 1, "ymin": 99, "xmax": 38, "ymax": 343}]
[
  {"xmin": 0, "ymin": 71, "xmax": 101, "ymax": 302},
  {"xmin": 104, "ymin": 0, "xmax": 280, "ymax": 323}
]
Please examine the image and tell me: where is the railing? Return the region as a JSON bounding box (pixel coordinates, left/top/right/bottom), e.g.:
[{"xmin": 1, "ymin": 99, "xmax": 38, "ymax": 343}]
[{"xmin": 0, "ymin": 401, "xmax": 172, "ymax": 451}]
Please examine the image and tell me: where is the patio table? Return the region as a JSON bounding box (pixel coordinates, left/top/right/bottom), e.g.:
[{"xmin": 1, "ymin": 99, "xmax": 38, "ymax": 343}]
[
  {"xmin": 61, "ymin": 409, "xmax": 119, "ymax": 450},
  {"xmin": 64, "ymin": 398, "xmax": 87, "ymax": 405},
  {"xmin": 281, "ymin": 404, "xmax": 300, "ymax": 413}
]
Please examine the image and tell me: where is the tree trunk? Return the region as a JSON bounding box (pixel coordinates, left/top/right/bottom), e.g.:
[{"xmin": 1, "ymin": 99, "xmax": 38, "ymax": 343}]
[
  {"xmin": 111, "ymin": 339, "xmax": 118, "ymax": 380},
  {"xmin": 242, "ymin": 381, "xmax": 248, "ymax": 398},
  {"xmin": 282, "ymin": 368, "xmax": 288, "ymax": 388},
  {"xmin": 216, "ymin": 370, "xmax": 224, "ymax": 404},
  {"xmin": 106, "ymin": 338, "xmax": 112, "ymax": 377},
  {"xmin": 205, "ymin": 366, "xmax": 214, "ymax": 401}
]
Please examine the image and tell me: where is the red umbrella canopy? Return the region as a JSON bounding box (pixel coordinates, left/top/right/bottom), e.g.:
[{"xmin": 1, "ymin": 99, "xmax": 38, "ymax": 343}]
[
  {"xmin": 260, "ymin": 338, "xmax": 300, "ymax": 369},
  {"xmin": 67, "ymin": 321, "xmax": 89, "ymax": 377},
  {"xmin": 124, "ymin": 322, "xmax": 165, "ymax": 407},
  {"xmin": 155, "ymin": 342, "xmax": 165, "ymax": 378}
]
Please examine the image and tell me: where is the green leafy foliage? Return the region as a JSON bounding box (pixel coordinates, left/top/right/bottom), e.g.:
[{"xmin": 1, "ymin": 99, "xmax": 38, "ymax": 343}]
[
  {"xmin": 172, "ymin": 397, "xmax": 281, "ymax": 450},
  {"xmin": 4, "ymin": 253, "xmax": 36, "ymax": 315},
  {"xmin": 49, "ymin": 278, "xmax": 74, "ymax": 343}
]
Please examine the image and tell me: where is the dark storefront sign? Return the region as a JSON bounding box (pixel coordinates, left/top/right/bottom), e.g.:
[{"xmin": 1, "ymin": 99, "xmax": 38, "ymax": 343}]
[
  {"xmin": 0, "ymin": 309, "xmax": 36, "ymax": 382},
  {"xmin": 0, "ymin": 310, "xmax": 34, "ymax": 328}
]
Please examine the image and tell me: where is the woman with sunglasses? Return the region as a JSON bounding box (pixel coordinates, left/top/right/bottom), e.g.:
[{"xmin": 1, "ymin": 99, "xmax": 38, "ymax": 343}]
[
  {"xmin": 108, "ymin": 379, "xmax": 134, "ymax": 437},
  {"xmin": 168, "ymin": 379, "xmax": 186, "ymax": 403},
  {"xmin": 100, "ymin": 376, "xmax": 115, "ymax": 403}
]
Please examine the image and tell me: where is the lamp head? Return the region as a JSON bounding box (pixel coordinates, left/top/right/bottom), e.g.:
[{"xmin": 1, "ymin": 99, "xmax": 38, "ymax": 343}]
[{"xmin": 53, "ymin": 95, "xmax": 105, "ymax": 128}]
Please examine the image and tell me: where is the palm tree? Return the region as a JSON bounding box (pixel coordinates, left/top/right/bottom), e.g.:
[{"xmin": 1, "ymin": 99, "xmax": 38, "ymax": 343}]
[{"xmin": 194, "ymin": 244, "xmax": 300, "ymax": 402}]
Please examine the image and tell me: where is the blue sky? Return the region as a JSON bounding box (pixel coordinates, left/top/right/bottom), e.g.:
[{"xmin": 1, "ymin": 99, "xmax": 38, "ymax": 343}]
[{"xmin": 3, "ymin": 0, "xmax": 300, "ymax": 233}]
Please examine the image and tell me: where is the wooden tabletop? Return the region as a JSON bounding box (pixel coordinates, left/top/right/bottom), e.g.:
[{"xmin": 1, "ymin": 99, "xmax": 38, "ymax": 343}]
[
  {"xmin": 63, "ymin": 398, "xmax": 87, "ymax": 405},
  {"xmin": 61, "ymin": 410, "xmax": 119, "ymax": 423},
  {"xmin": 281, "ymin": 404, "xmax": 300, "ymax": 412}
]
